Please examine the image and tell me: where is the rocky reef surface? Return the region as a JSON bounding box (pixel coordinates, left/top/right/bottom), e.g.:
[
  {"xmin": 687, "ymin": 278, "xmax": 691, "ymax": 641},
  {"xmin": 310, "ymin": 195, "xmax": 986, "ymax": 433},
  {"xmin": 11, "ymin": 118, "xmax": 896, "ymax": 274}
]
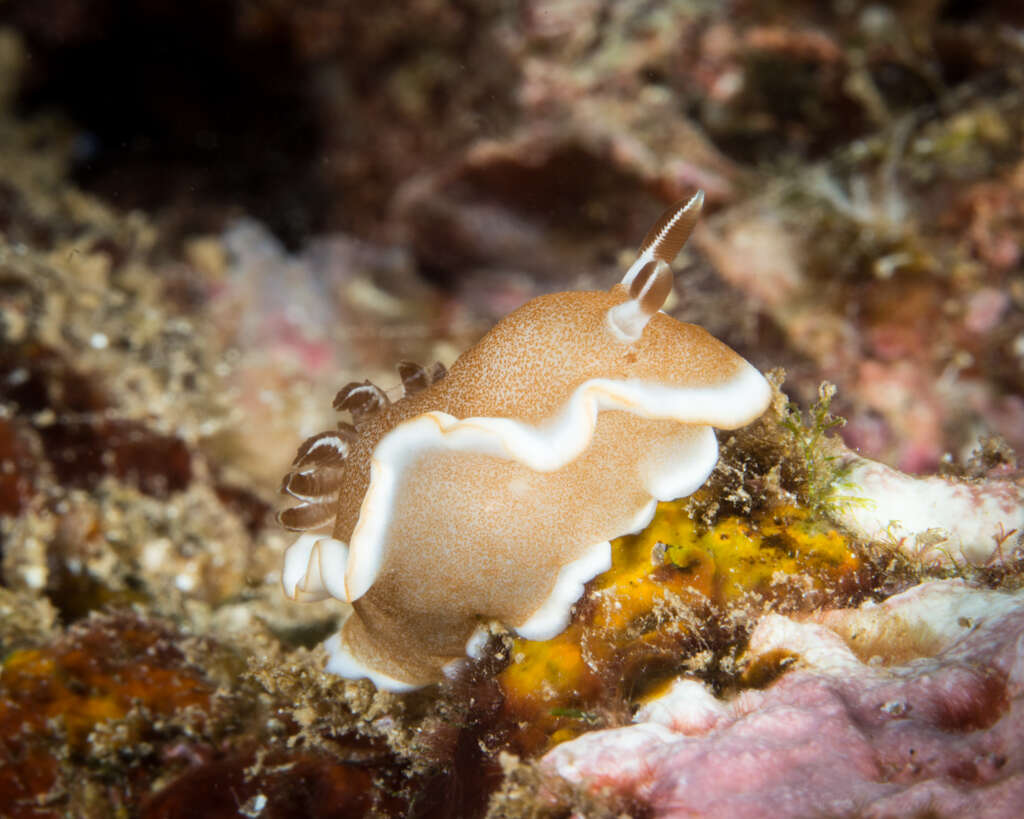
[
  {"xmin": 0, "ymin": 3, "xmax": 1023, "ymax": 817},
  {"xmin": 544, "ymin": 580, "xmax": 1024, "ymax": 818}
]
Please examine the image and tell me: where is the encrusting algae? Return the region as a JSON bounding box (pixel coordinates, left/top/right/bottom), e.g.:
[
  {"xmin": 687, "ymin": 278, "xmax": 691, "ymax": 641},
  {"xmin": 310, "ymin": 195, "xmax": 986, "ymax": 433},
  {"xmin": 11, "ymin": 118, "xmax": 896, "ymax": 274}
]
[
  {"xmin": 0, "ymin": 614, "xmax": 215, "ymax": 816},
  {"xmin": 498, "ymin": 497, "xmax": 866, "ymax": 754}
]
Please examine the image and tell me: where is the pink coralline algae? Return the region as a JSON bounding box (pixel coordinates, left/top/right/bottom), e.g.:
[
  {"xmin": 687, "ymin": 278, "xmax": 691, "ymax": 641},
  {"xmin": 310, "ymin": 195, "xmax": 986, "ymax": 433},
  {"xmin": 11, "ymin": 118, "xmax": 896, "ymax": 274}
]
[
  {"xmin": 543, "ymin": 580, "xmax": 1024, "ymax": 818},
  {"xmin": 830, "ymin": 451, "xmax": 1024, "ymax": 567}
]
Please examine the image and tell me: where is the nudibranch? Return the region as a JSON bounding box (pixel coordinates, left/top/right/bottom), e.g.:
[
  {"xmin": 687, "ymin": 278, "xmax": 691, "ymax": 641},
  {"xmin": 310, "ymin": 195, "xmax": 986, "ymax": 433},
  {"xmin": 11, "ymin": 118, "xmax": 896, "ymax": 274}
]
[{"xmin": 279, "ymin": 191, "xmax": 771, "ymax": 690}]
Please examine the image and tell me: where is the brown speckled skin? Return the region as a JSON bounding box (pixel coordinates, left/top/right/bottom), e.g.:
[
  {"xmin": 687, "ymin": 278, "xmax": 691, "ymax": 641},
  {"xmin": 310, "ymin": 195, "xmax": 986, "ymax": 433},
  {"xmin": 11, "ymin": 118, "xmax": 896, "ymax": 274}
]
[
  {"xmin": 322, "ymin": 284, "xmax": 755, "ymax": 686},
  {"xmin": 333, "ymin": 285, "xmax": 744, "ymax": 537}
]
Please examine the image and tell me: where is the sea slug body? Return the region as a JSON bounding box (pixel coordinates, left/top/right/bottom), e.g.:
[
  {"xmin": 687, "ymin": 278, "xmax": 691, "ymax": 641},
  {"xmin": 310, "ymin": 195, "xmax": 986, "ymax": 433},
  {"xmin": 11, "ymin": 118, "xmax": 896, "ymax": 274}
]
[{"xmin": 279, "ymin": 192, "xmax": 771, "ymax": 690}]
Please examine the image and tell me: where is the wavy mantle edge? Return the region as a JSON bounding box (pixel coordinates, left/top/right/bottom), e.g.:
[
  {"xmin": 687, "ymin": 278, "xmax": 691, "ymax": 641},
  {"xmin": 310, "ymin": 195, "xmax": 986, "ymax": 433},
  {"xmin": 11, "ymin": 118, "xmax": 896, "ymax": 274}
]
[
  {"xmin": 282, "ymin": 365, "xmax": 769, "ymax": 688},
  {"xmin": 346, "ymin": 366, "xmax": 770, "ymax": 601},
  {"xmin": 283, "ymin": 365, "xmax": 770, "ymax": 604}
]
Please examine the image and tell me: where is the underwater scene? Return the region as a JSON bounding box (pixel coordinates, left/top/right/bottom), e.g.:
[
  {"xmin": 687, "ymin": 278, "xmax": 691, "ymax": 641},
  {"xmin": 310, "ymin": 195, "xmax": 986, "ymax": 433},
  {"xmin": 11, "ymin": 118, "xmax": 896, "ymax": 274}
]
[{"xmin": 0, "ymin": 1, "xmax": 1023, "ymax": 817}]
